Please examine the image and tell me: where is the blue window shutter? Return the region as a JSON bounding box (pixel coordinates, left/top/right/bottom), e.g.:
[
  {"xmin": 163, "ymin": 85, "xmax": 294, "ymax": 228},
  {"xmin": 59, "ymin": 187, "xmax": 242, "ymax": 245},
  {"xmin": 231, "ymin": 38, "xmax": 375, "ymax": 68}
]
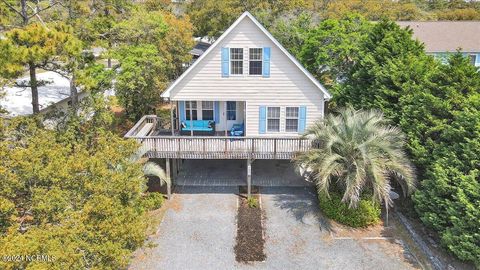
[
  {"xmin": 259, "ymin": 106, "xmax": 266, "ymax": 134},
  {"xmin": 298, "ymin": 106, "xmax": 307, "ymax": 134},
  {"xmin": 214, "ymin": 101, "xmax": 220, "ymax": 124},
  {"xmin": 221, "ymin": 47, "xmax": 229, "ymax": 77},
  {"xmin": 476, "ymin": 53, "xmax": 480, "ymax": 66},
  {"xmin": 179, "ymin": 101, "xmax": 186, "ymax": 122},
  {"xmin": 262, "ymin": 47, "xmax": 271, "ymax": 78}
]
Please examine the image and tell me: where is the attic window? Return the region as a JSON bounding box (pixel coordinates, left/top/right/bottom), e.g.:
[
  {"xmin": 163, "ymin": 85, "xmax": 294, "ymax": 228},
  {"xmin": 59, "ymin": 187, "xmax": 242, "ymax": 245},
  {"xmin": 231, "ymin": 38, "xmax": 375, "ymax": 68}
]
[
  {"xmin": 249, "ymin": 48, "xmax": 262, "ymax": 75},
  {"xmin": 230, "ymin": 48, "xmax": 243, "ymax": 75}
]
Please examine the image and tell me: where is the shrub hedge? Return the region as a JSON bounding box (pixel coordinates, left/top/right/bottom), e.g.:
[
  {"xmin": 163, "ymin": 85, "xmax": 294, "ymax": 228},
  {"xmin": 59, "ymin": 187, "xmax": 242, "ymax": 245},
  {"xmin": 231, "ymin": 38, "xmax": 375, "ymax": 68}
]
[
  {"xmin": 318, "ymin": 191, "xmax": 381, "ymax": 227},
  {"xmin": 140, "ymin": 192, "xmax": 165, "ymax": 211}
]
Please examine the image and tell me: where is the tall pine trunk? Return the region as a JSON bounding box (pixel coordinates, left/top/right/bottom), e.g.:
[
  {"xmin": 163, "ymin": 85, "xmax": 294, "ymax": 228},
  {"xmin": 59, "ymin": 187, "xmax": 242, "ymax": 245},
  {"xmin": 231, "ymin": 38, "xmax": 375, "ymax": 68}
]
[
  {"xmin": 20, "ymin": 0, "xmax": 28, "ymax": 25},
  {"xmin": 70, "ymin": 74, "xmax": 78, "ymax": 108},
  {"xmin": 29, "ymin": 63, "xmax": 40, "ymax": 114}
]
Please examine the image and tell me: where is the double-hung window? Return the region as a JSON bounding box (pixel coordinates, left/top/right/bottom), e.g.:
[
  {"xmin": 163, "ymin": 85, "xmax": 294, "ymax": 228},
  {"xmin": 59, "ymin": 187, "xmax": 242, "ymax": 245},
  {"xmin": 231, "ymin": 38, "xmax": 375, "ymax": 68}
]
[
  {"xmin": 267, "ymin": 107, "xmax": 280, "ymax": 132},
  {"xmin": 202, "ymin": 101, "xmax": 214, "ymax": 120},
  {"xmin": 227, "ymin": 101, "xmax": 236, "ymax": 120},
  {"xmin": 185, "ymin": 101, "xmax": 197, "ymax": 120},
  {"xmin": 249, "ymin": 48, "xmax": 262, "ymax": 75},
  {"xmin": 285, "ymin": 107, "xmax": 299, "ymax": 132},
  {"xmin": 230, "ymin": 48, "xmax": 243, "ymax": 75}
]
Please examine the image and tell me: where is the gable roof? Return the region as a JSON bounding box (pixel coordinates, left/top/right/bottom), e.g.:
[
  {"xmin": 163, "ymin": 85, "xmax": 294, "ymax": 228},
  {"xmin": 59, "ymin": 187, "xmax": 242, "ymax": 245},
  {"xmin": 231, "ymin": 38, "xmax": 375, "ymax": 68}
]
[
  {"xmin": 396, "ymin": 21, "xmax": 480, "ymax": 53},
  {"xmin": 161, "ymin": 11, "xmax": 331, "ymax": 100}
]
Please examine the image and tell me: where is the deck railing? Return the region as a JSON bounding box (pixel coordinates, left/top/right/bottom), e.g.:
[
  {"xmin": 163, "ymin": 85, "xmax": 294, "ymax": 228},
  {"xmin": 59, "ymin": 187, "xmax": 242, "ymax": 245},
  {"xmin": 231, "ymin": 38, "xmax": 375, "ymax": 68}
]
[
  {"xmin": 125, "ymin": 115, "xmax": 313, "ymax": 159},
  {"xmin": 127, "ymin": 136, "xmax": 311, "ymax": 159}
]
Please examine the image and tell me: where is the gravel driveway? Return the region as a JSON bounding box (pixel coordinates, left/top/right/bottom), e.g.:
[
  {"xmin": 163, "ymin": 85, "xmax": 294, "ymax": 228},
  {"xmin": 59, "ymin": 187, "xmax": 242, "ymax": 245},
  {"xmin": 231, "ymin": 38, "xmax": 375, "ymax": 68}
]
[{"xmin": 129, "ymin": 186, "xmax": 420, "ymax": 270}]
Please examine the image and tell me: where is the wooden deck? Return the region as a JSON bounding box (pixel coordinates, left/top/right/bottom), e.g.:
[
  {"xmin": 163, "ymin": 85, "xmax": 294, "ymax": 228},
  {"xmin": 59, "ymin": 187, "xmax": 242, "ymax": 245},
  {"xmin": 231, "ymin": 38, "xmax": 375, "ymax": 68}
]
[{"xmin": 125, "ymin": 115, "xmax": 313, "ymax": 160}]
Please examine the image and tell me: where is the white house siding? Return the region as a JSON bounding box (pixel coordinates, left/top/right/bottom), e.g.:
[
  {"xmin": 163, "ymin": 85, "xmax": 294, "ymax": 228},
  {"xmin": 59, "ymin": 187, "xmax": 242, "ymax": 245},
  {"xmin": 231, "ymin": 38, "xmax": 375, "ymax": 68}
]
[{"xmin": 169, "ymin": 16, "xmax": 325, "ymax": 137}]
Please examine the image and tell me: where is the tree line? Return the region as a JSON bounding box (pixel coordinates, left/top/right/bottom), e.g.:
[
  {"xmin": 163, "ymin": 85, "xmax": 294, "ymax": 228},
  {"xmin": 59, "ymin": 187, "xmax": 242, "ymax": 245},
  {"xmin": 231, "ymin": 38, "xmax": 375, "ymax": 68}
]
[
  {"xmin": 0, "ymin": 0, "xmax": 193, "ymax": 119},
  {"xmin": 271, "ymin": 14, "xmax": 479, "ymax": 266}
]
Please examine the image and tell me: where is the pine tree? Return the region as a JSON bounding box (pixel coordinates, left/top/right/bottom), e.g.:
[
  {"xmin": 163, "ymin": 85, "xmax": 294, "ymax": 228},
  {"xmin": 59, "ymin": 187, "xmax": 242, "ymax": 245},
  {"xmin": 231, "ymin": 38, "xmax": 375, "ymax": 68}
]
[{"xmin": 0, "ymin": 23, "xmax": 81, "ymax": 114}]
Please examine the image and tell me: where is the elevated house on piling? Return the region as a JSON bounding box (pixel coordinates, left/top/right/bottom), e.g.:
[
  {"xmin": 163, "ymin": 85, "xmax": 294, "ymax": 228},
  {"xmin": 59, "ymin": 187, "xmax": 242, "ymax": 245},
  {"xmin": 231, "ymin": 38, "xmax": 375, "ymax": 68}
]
[{"xmin": 125, "ymin": 12, "xmax": 331, "ymax": 195}]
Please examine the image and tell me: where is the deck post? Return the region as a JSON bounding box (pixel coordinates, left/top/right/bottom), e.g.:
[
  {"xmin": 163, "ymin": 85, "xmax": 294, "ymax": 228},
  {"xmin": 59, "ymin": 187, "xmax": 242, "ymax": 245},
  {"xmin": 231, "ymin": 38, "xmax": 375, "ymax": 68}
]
[
  {"xmin": 224, "ymin": 101, "xmax": 228, "ymax": 137},
  {"xmin": 273, "ymin": 138, "xmax": 277, "ymax": 159},
  {"xmin": 247, "ymin": 158, "xmax": 252, "ymax": 197},
  {"xmin": 172, "ymin": 158, "xmax": 177, "ymax": 179},
  {"xmin": 165, "ymin": 158, "xmax": 172, "ymax": 199},
  {"xmin": 170, "ymin": 100, "xmax": 174, "ymax": 135},
  {"xmin": 189, "ymin": 101, "xmax": 193, "ymax": 137}
]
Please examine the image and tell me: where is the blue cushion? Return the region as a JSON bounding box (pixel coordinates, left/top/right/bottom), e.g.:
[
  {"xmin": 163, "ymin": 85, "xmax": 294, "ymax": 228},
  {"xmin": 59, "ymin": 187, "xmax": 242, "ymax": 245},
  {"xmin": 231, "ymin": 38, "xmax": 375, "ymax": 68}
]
[{"xmin": 182, "ymin": 120, "xmax": 214, "ymax": 131}]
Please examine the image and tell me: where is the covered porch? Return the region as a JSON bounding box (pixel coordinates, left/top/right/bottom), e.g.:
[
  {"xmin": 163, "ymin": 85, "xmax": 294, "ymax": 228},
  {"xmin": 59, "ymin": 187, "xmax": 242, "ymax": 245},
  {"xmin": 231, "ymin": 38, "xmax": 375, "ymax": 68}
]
[{"xmin": 167, "ymin": 100, "xmax": 246, "ymax": 137}]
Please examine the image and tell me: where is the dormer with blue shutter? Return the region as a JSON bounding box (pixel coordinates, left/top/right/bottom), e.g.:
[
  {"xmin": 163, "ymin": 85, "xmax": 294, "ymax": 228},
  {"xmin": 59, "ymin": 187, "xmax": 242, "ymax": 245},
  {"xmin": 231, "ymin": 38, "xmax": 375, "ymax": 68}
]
[{"xmin": 221, "ymin": 47, "xmax": 271, "ymax": 77}]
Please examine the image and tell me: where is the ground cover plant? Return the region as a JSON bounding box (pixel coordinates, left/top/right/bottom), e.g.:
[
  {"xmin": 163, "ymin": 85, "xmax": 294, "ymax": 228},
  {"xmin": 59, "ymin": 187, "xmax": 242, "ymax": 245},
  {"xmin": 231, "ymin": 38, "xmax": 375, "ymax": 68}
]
[{"xmin": 318, "ymin": 190, "xmax": 381, "ymax": 228}]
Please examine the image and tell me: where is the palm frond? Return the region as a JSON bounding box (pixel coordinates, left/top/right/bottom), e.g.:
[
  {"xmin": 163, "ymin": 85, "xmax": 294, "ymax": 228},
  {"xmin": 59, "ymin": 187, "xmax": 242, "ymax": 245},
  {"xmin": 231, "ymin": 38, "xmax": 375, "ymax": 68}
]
[
  {"xmin": 296, "ymin": 106, "xmax": 416, "ymax": 208},
  {"xmin": 143, "ymin": 161, "xmax": 171, "ymax": 187}
]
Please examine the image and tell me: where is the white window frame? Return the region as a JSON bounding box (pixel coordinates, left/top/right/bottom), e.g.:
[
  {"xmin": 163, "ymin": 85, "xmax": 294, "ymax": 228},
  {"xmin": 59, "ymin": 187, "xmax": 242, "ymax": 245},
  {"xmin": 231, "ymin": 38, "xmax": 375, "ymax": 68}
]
[
  {"xmin": 185, "ymin": 101, "xmax": 198, "ymax": 120},
  {"xmin": 230, "ymin": 48, "xmax": 243, "ymax": 75},
  {"xmin": 285, "ymin": 107, "xmax": 299, "ymax": 132},
  {"xmin": 249, "ymin": 48, "xmax": 263, "ymax": 76},
  {"xmin": 267, "ymin": 106, "xmax": 280, "ymax": 132},
  {"xmin": 201, "ymin": 101, "xmax": 214, "ymax": 121},
  {"xmin": 226, "ymin": 101, "xmax": 236, "ymax": 121}
]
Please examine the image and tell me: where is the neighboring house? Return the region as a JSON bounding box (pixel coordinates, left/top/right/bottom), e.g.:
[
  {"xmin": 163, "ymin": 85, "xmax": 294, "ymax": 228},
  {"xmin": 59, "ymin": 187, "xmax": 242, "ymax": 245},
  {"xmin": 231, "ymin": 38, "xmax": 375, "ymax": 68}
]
[
  {"xmin": 397, "ymin": 21, "xmax": 480, "ymax": 67},
  {"xmin": 126, "ymin": 12, "xmax": 331, "ymax": 195},
  {"xmin": 0, "ymin": 70, "xmax": 112, "ymax": 118},
  {"xmin": 0, "ymin": 71, "xmax": 80, "ymax": 117}
]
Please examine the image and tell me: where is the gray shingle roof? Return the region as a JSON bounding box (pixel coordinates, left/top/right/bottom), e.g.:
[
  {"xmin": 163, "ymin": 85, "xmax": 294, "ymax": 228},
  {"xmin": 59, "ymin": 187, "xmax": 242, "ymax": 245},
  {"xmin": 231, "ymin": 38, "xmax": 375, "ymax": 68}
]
[
  {"xmin": 396, "ymin": 21, "xmax": 480, "ymax": 53},
  {"xmin": 189, "ymin": 41, "xmax": 211, "ymax": 57}
]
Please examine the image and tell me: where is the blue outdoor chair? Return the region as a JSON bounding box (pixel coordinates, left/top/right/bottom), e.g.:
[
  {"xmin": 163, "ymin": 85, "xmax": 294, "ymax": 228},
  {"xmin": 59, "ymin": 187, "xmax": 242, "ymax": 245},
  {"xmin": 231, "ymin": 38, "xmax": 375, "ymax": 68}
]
[{"xmin": 230, "ymin": 123, "xmax": 244, "ymax": 137}]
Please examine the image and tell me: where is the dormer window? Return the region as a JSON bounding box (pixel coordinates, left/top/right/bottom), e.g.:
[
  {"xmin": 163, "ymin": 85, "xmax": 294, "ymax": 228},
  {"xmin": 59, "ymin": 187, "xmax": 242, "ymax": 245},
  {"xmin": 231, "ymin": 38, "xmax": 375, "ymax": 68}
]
[
  {"xmin": 230, "ymin": 48, "xmax": 243, "ymax": 75},
  {"xmin": 249, "ymin": 48, "xmax": 263, "ymax": 75}
]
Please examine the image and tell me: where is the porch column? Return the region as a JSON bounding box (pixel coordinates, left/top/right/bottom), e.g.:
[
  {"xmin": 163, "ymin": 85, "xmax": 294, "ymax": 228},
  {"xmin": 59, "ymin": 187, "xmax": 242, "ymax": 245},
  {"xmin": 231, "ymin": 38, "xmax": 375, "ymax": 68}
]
[
  {"xmin": 165, "ymin": 158, "xmax": 172, "ymax": 199},
  {"xmin": 172, "ymin": 158, "xmax": 177, "ymax": 179},
  {"xmin": 224, "ymin": 101, "xmax": 228, "ymax": 136},
  {"xmin": 189, "ymin": 101, "xmax": 193, "ymax": 137},
  {"xmin": 247, "ymin": 158, "xmax": 252, "ymax": 197},
  {"xmin": 170, "ymin": 100, "xmax": 174, "ymax": 135},
  {"xmin": 176, "ymin": 158, "xmax": 181, "ymax": 174}
]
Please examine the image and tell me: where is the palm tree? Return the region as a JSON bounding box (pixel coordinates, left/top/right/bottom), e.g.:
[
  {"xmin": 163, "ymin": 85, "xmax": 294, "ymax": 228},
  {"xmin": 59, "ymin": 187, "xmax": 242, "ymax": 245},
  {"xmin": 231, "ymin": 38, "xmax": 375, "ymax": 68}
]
[
  {"xmin": 295, "ymin": 107, "xmax": 415, "ymax": 210},
  {"xmin": 130, "ymin": 146, "xmax": 171, "ymax": 199}
]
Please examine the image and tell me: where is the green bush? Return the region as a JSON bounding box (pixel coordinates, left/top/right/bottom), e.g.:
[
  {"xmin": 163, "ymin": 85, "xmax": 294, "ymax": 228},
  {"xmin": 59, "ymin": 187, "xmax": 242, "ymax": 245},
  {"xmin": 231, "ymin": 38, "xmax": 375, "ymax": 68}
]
[
  {"xmin": 414, "ymin": 163, "xmax": 480, "ymax": 267},
  {"xmin": 141, "ymin": 192, "xmax": 165, "ymax": 211},
  {"xmin": 247, "ymin": 197, "xmax": 259, "ymax": 208},
  {"xmin": 0, "ymin": 198, "xmax": 16, "ymax": 233},
  {"xmin": 318, "ymin": 191, "xmax": 381, "ymax": 227},
  {"xmin": 0, "ymin": 118, "xmax": 151, "ymax": 269}
]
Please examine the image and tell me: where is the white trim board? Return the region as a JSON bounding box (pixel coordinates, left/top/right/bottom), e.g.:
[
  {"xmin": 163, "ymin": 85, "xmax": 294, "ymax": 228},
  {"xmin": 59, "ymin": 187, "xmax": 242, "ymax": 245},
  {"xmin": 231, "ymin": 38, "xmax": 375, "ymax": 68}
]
[{"xmin": 161, "ymin": 11, "xmax": 332, "ymax": 100}]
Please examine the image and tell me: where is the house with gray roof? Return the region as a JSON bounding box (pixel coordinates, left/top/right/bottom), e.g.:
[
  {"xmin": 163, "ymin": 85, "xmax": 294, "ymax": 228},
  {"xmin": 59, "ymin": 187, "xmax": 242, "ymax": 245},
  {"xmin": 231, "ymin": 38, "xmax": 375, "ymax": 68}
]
[{"xmin": 397, "ymin": 21, "xmax": 480, "ymax": 67}]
